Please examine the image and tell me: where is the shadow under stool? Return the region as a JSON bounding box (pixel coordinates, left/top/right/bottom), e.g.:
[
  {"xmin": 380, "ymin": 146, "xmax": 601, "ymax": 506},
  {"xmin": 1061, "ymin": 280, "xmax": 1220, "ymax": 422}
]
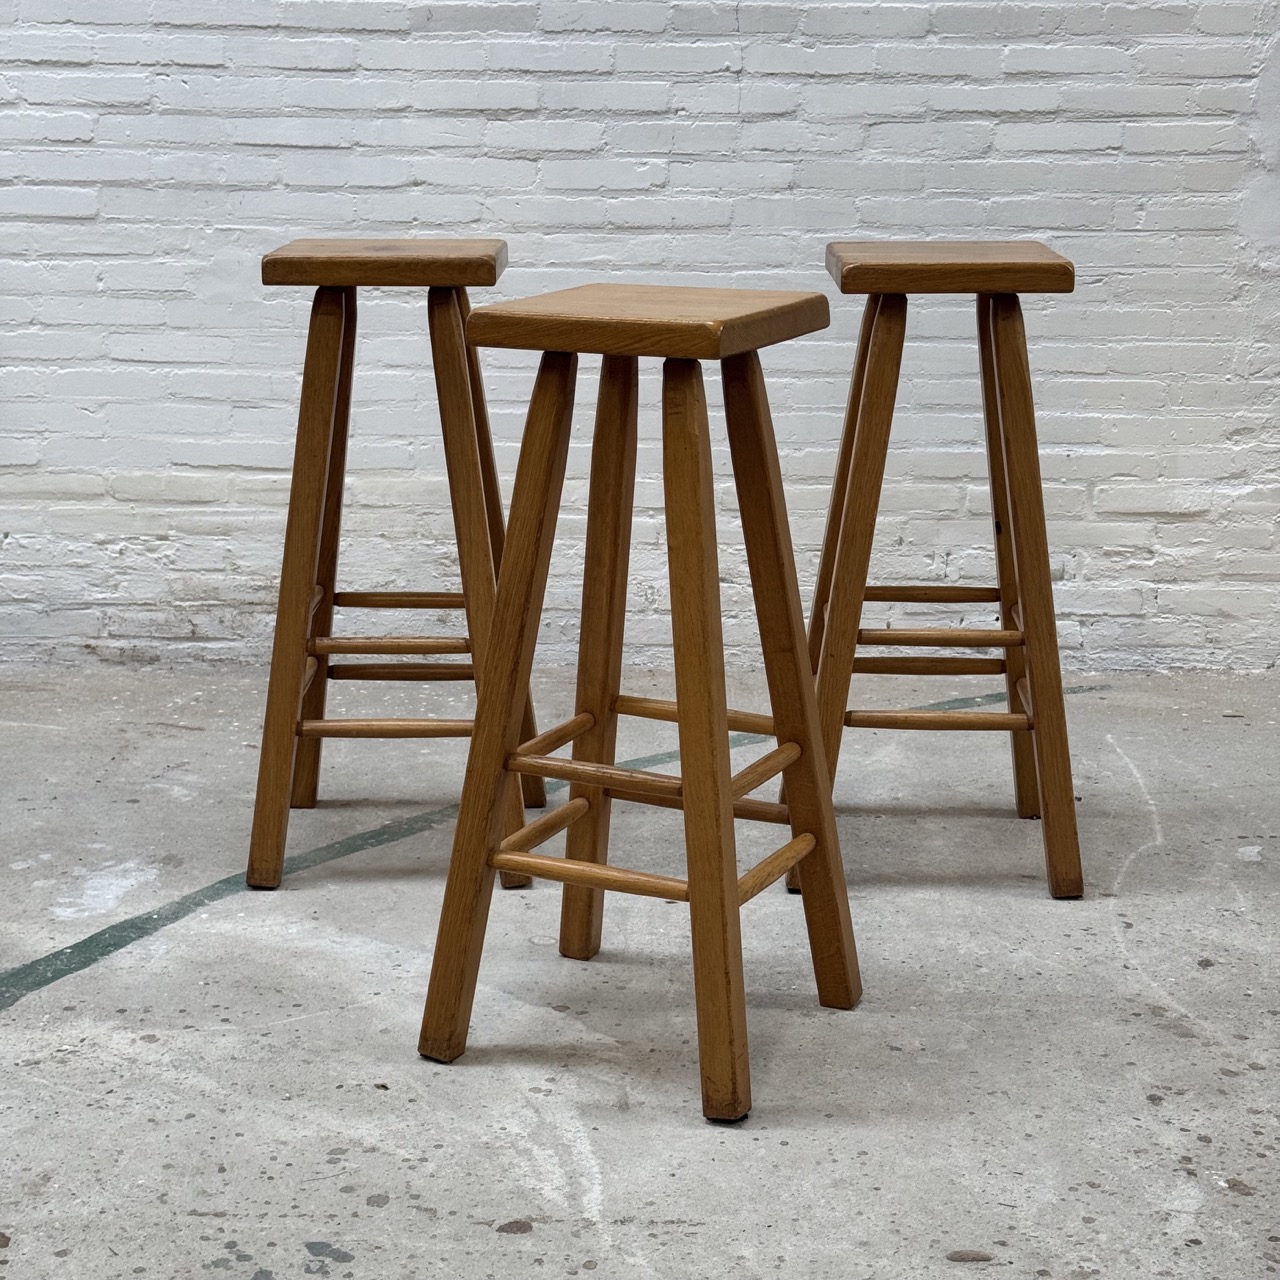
[
  {"xmin": 247, "ymin": 238, "xmax": 542, "ymax": 890},
  {"xmin": 416, "ymin": 283, "xmax": 862, "ymax": 1120},
  {"xmin": 793, "ymin": 240, "xmax": 1084, "ymax": 899}
]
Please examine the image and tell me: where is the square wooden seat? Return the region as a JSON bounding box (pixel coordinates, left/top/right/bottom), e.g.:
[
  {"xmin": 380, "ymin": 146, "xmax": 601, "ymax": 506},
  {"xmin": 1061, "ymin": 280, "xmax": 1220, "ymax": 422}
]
[
  {"xmin": 261, "ymin": 238, "xmax": 508, "ymax": 288},
  {"xmin": 826, "ymin": 240, "xmax": 1075, "ymax": 295},
  {"xmin": 467, "ymin": 283, "xmax": 830, "ymax": 359}
]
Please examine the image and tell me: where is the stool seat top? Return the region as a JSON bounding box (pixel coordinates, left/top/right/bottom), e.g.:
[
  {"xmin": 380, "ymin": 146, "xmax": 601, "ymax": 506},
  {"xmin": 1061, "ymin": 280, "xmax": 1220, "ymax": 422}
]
[
  {"xmin": 262, "ymin": 238, "xmax": 507, "ymax": 288},
  {"xmin": 467, "ymin": 283, "xmax": 830, "ymax": 359},
  {"xmin": 826, "ymin": 240, "xmax": 1074, "ymax": 295}
]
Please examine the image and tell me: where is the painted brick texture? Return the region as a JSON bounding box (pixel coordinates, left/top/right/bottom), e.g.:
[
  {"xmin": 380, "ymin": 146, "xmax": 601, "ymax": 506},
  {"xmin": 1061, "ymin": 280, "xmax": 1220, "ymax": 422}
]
[{"xmin": 2, "ymin": 1, "xmax": 1278, "ymax": 669}]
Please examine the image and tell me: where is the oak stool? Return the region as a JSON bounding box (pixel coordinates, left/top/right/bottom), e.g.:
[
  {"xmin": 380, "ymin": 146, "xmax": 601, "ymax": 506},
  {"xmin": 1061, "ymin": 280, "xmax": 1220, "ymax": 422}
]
[
  {"xmin": 416, "ymin": 284, "xmax": 862, "ymax": 1120},
  {"xmin": 800, "ymin": 241, "xmax": 1084, "ymax": 899},
  {"xmin": 247, "ymin": 239, "xmax": 542, "ymax": 890}
]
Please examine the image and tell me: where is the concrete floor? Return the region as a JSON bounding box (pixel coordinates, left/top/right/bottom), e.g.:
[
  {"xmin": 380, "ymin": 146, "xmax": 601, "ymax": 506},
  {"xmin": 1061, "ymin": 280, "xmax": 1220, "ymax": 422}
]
[{"xmin": 1, "ymin": 664, "xmax": 1277, "ymax": 1279}]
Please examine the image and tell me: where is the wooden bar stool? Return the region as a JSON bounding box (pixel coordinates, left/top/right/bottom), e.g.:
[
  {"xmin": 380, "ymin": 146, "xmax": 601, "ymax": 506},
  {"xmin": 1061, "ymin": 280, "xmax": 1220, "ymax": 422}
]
[
  {"xmin": 801, "ymin": 240, "xmax": 1084, "ymax": 899},
  {"xmin": 416, "ymin": 284, "xmax": 862, "ymax": 1120},
  {"xmin": 247, "ymin": 239, "xmax": 542, "ymax": 890}
]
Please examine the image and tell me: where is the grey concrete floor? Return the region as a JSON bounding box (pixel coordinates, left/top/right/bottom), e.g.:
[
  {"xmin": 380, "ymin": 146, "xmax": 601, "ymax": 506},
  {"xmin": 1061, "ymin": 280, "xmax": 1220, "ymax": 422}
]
[{"xmin": 1, "ymin": 664, "xmax": 1277, "ymax": 1280}]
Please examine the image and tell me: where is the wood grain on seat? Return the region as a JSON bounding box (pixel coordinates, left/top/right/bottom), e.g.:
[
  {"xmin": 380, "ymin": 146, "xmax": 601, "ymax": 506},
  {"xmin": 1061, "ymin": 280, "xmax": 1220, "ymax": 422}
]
[
  {"xmin": 826, "ymin": 240, "xmax": 1074, "ymax": 295},
  {"xmin": 262, "ymin": 238, "xmax": 508, "ymax": 287},
  {"xmin": 467, "ymin": 283, "xmax": 830, "ymax": 359}
]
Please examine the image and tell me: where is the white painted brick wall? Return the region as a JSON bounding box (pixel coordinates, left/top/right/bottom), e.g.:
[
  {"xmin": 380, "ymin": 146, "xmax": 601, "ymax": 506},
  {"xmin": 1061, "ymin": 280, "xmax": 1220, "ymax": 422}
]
[{"xmin": 2, "ymin": 1, "xmax": 1278, "ymax": 669}]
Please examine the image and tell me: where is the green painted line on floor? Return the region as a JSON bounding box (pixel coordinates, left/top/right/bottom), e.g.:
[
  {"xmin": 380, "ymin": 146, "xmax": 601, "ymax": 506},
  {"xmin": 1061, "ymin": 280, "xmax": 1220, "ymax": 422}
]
[{"xmin": 0, "ymin": 686, "xmax": 1105, "ymax": 1011}]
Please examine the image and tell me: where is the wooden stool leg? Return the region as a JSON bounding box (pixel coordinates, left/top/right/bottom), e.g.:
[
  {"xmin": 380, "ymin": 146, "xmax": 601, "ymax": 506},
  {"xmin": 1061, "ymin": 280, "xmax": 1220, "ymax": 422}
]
[
  {"xmin": 458, "ymin": 287, "xmax": 546, "ymax": 812},
  {"xmin": 978, "ymin": 295, "xmax": 1040, "ymax": 818},
  {"xmin": 989, "ymin": 294, "xmax": 1084, "ymax": 900},
  {"xmin": 290, "ymin": 287, "xmax": 357, "ymax": 809},
  {"xmin": 785, "ymin": 295, "xmax": 879, "ymax": 892},
  {"xmin": 723, "ymin": 353, "xmax": 862, "ymax": 1009},
  {"xmin": 662, "ymin": 357, "xmax": 751, "ymax": 1122},
  {"xmin": 805, "ymin": 295, "xmax": 878, "ymax": 678},
  {"xmin": 812, "ymin": 294, "xmax": 908, "ymax": 782},
  {"xmin": 559, "ymin": 355, "xmax": 640, "ymax": 960},
  {"xmin": 429, "ymin": 287, "xmax": 530, "ymax": 891},
  {"xmin": 418, "ymin": 351, "xmax": 578, "ymax": 1062},
  {"xmin": 247, "ymin": 287, "xmax": 349, "ymax": 888}
]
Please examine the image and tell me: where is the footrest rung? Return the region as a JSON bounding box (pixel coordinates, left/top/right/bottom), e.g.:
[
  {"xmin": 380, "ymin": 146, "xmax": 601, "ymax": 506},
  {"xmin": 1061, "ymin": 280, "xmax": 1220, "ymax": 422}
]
[
  {"xmin": 856, "ymin": 627, "xmax": 1023, "ymax": 649},
  {"xmin": 515, "ymin": 712, "xmax": 595, "ymax": 758},
  {"xmin": 507, "ymin": 753, "xmax": 682, "ymax": 800},
  {"xmin": 730, "ymin": 742, "xmax": 801, "ymax": 799},
  {"xmin": 844, "ymin": 709, "xmax": 1031, "ymax": 731},
  {"xmin": 334, "ymin": 591, "xmax": 466, "ymax": 609},
  {"xmin": 488, "ymin": 849, "xmax": 690, "ymax": 901},
  {"xmin": 327, "ymin": 662, "xmax": 476, "ymax": 682},
  {"xmin": 738, "ymin": 833, "xmax": 817, "ymax": 904},
  {"xmin": 499, "ymin": 797, "xmax": 591, "ymax": 853},
  {"xmin": 851, "ymin": 656, "xmax": 1007, "ymax": 676},
  {"xmin": 863, "ymin": 584, "xmax": 1001, "ymax": 604},
  {"xmin": 614, "ymin": 694, "xmax": 775, "ymax": 737},
  {"xmin": 310, "ymin": 635, "xmax": 470, "ymax": 656},
  {"xmin": 298, "ymin": 718, "xmax": 474, "ymax": 739}
]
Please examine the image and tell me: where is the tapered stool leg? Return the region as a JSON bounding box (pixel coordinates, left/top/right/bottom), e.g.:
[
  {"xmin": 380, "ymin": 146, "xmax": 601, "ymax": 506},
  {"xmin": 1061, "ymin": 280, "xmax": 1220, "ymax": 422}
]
[
  {"xmin": 978, "ymin": 295, "xmax": 1040, "ymax": 818},
  {"xmin": 989, "ymin": 294, "xmax": 1083, "ymax": 900},
  {"xmin": 805, "ymin": 296, "xmax": 878, "ymax": 678},
  {"xmin": 785, "ymin": 295, "xmax": 881, "ymax": 892},
  {"xmin": 248, "ymin": 287, "xmax": 349, "ymax": 888},
  {"xmin": 812, "ymin": 294, "xmax": 908, "ymax": 781},
  {"xmin": 723, "ymin": 352, "xmax": 862, "ymax": 1008},
  {"xmin": 559, "ymin": 355, "xmax": 640, "ymax": 960},
  {"xmin": 429, "ymin": 287, "xmax": 530, "ymax": 890},
  {"xmin": 662, "ymin": 358, "xmax": 751, "ymax": 1122},
  {"xmin": 459, "ymin": 286, "xmax": 547, "ymax": 813},
  {"xmin": 291, "ymin": 287, "xmax": 357, "ymax": 809},
  {"xmin": 418, "ymin": 352, "xmax": 578, "ymax": 1061}
]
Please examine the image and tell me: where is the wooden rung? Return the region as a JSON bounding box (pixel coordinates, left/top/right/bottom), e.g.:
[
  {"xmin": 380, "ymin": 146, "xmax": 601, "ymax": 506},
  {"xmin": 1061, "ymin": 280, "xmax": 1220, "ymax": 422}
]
[
  {"xmin": 738, "ymin": 832, "xmax": 817, "ymax": 904},
  {"xmin": 310, "ymin": 635, "xmax": 471, "ymax": 656},
  {"xmin": 327, "ymin": 661, "xmax": 476, "ymax": 682},
  {"xmin": 613, "ymin": 694, "xmax": 775, "ymax": 737},
  {"xmin": 851, "ymin": 656, "xmax": 1008, "ymax": 676},
  {"xmin": 297, "ymin": 718, "xmax": 474, "ymax": 739},
  {"xmin": 617, "ymin": 788, "xmax": 791, "ymax": 826},
  {"xmin": 843, "ymin": 709, "xmax": 1031, "ymax": 731},
  {"xmin": 507, "ymin": 754, "xmax": 683, "ymax": 799},
  {"xmin": 863, "ymin": 584, "xmax": 1002, "ymax": 603},
  {"xmin": 333, "ymin": 591, "xmax": 467, "ymax": 609},
  {"xmin": 499, "ymin": 796, "xmax": 591, "ymax": 853},
  {"xmin": 856, "ymin": 627, "xmax": 1023, "ymax": 649},
  {"xmin": 735, "ymin": 796, "xmax": 792, "ymax": 825},
  {"xmin": 489, "ymin": 849, "xmax": 690, "ymax": 902},
  {"xmin": 515, "ymin": 711, "xmax": 595, "ymax": 758},
  {"xmin": 730, "ymin": 741, "xmax": 801, "ymax": 799}
]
